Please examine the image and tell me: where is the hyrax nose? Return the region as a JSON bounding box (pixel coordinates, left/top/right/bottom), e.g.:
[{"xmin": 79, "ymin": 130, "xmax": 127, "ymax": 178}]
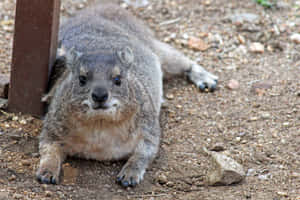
[{"xmin": 91, "ymin": 87, "xmax": 109, "ymax": 103}]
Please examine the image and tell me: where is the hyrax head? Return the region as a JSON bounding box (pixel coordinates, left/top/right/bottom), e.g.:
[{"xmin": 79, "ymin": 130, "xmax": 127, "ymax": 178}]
[{"xmin": 63, "ymin": 46, "xmax": 135, "ymax": 121}]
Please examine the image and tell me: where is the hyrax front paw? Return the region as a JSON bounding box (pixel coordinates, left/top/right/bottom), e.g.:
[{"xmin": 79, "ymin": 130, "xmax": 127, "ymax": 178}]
[
  {"xmin": 36, "ymin": 160, "xmax": 61, "ymax": 184},
  {"xmin": 116, "ymin": 162, "xmax": 145, "ymax": 187},
  {"xmin": 187, "ymin": 64, "xmax": 218, "ymax": 92}
]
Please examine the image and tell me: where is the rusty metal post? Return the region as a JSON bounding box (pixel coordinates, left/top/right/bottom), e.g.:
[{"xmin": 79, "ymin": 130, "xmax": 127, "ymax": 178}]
[{"xmin": 8, "ymin": 0, "xmax": 61, "ymax": 117}]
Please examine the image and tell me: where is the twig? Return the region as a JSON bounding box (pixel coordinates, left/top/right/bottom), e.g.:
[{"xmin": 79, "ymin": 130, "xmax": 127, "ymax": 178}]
[
  {"xmin": 173, "ymin": 187, "xmax": 205, "ymax": 193},
  {"xmin": 260, "ymin": 103, "xmax": 300, "ymax": 111},
  {"xmin": 171, "ymin": 151, "xmax": 198, "ymax": 156},
  {"xmin": 159, "ymin": 17, "xmax": 181, "ymax": 26},
  {"xmin": 0, "ymin": 109, "xmax": 10, "ymax": 116},
  {"xmin": 128, "ymin": 193, "xmax": 169, "ymax": 198},
  {"xmin": 172, "ymin": 174, "xmax": 204, "ymax": 180}
]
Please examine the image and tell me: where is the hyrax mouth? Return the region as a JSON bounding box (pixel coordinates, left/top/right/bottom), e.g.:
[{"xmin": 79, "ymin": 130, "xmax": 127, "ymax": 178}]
[
  {"xmin": 92, "ymin": 103, "xmax": 110, "ymax": 110},
  {"xmin": 82, "ymin": 98, "xmax": 120, "ymax": 111},
  {"xmin": 82, "ymin": 98, "xmax": 119, "ymax": 111}
]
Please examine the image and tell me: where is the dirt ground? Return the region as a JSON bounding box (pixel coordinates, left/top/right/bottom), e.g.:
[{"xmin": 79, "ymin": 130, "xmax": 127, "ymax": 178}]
[{"xmin": 0, "ymin": 0, "xmax": 299, "ymax": 199}]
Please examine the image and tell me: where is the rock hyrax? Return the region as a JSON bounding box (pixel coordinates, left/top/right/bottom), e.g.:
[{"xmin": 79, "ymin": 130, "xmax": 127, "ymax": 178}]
[{"xmin": 36, "ymin": 4, "xmax": 218, "ymax": 187}]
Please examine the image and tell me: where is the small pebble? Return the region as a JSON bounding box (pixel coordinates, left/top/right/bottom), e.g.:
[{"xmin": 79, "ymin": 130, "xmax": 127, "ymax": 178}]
[
  {"xmin": 157, "ymin": 174, "xmax": 168, "ymax": 184},
  {"xmin": 19, "ymin": 119, "xmax": 27, "ymax": 125},
  {"xmin": 188, "ymin": 37, "xmax": 209, "ymax": 51},
  {"xmin": 8, "ymin": 175, "xmax": 16, "ymax": 181},
  {"xmin": 182, "ymin": 33, "xmax": 189, "ymax": 40},
  {"xmin": 258, "ymin": 173, "xmax": 271, "ymax": 180},
  {"xmin": 0, "ymin": 19, "xmax": 14, "ymax": 26},
  {"xmin": 13, "ymin": 194, "xmax": 22, "ymax": 199},
  {"xmin": 42, "ymin": 184, "xmax": 48, "ymax": 189},
  {"xmin": 45, "ymin": 191, "xmax": 52, "ymax": 197},
  {"xmin": 210, "ymin": 143, "xmax": 226, "ymax": 152},
  {"xmin": 239, "ymin": 132, "xmax": 247, "ymax": 136},
  {"xmin": 283, "ymin": 122, "xmax": 289, "ymax": 127},
  {"xmin": 176, "ymin": 105, "xmax": 182, "ymax": 109},
  {"xmin": 226, "ymin": 79, "xmax": 239, "ymax": 90},
  {"xmin": 261, "ymin": 112, "xmax": 271, "ymax": 119},
  {"xmin": 3, "ymin": 26, "xmax": 13, "ymax": 32},
  {"xmin": 249, "ymin": 42, "xmax": 264, "ymax": 53},
  {"xmin": 166, "ymin": 181, "xmax": 174, "ymax": 187},
  {"xmin": 249, "ymin": 117, "xmax": 258, "ymax": 121},
  {"xmin": 246, "ymin": 168, "xmax": 255, "ymax": 176},
  {"xmin": 166, "ymin": 93, "xmax": 174, "ymax": 100},
  {"xmin": 21, "ymin": 160, "xmax": 31, "ymax": 166},
  {"xmin": 290, "ymin": 33, "xmax": 300, "ymax": 44},
  {"xmin": 57, "ymin": 191, "xmax": 65, "ymax": 199},
  {"xmin": 277, "ymin": 191, "xmax": 288, "ymax": 197},
  {"xmin": 237, "ymin": 35, "xmax": 246, "ymax": 44}
]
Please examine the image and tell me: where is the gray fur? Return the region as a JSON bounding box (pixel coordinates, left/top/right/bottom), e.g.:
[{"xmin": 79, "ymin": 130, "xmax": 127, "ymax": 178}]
[{"xmin": 36, "ymin": 4, "xmax": 218, "ymax": 187}]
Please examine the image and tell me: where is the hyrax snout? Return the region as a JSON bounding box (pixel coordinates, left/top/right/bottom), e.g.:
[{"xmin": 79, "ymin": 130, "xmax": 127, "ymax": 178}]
[{"xmin": 36, "ymin": 3, "xmax": 218, "ymax": 187}]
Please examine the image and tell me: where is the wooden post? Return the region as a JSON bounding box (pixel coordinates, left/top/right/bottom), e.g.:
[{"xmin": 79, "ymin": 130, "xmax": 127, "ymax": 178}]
[{"xmin": 8, "ymin": 0, "xmax": 61, "ymax": 117}]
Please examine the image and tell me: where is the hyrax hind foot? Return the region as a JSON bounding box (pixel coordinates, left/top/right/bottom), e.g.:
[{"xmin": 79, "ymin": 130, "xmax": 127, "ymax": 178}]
[{"xmin": 187, "ymin": 63, "xmax": 218, "ymax": 92}]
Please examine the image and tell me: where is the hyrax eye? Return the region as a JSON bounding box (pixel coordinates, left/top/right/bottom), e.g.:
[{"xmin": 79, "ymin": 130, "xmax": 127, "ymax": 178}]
[
  {"xmin": 79, "ymin": 75, "xmax": 87, "ymax": 86},
  {"xmin": 113, "ymin": 75, "xmax": 121, "ymax": 86}
]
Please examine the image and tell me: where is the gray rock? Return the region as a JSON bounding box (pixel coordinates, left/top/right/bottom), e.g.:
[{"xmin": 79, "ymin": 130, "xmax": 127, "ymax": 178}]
[
  {"xmin": 275, "ymin": 1, "xmax": 290, "ymax": 9},
  {"xmin": 228, "ymin": 13, "xmax": 259, "ymax": 24},
  {"xmin": 12, "ymin": 193, "xmax": 23, "ymax": 199},
  {"xmin": 246, "ymin": 168, "xmax": 256, "ymax": 176},
  {"xmin": 123, "ymin": 0, "xmax": 149, "ymax": 8},
  {"xmin": 258, "ymin": 173, "xmax": 271, "ymax": 180},
  {"xmin": 0, "ymin": 192, "xmax": 8, "ymax": 200},
  {"xmin": 204, "ymin": 148, "xmax": 245, "ymax": 186}
]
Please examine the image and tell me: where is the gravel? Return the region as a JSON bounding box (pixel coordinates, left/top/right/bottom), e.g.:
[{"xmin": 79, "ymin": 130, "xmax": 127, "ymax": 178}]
[{"xmin": 0, "ymin": 0, "xmax": 299, "ymax": 199}]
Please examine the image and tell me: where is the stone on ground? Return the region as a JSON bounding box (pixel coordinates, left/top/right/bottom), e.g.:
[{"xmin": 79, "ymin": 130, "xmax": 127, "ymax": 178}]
[
  {"xmin": 290, "ymin": 33, "xmax": 300, "ymax": 44},
  {"xmin": 249, "ymin": 42, "xmax": 264, "ymax": 53},
  {"xmin": 204, "ymin": 148, "xmax": 245, "ymax": 186}
]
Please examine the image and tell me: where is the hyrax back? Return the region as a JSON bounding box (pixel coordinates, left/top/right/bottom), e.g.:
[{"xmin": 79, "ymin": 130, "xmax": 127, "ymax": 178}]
[{"xmin": 37, "ymin": 4, "xmax": 218, "ymax": 187}]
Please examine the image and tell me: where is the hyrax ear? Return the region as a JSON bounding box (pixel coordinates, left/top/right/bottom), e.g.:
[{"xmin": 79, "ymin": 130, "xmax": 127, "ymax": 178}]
[
  {"xmin": 55, "ymin": 45, "xmax": 67, "ymax": 67},
  {"xmin": 65, "ymin": 47, "xmax": 83, "ymax": 72},
  {"xmin": 57, "ymin": 41, "xmax": 66, "ymax": 58},
  {"xmin": 117, "ymin": 47, "xmax": 134, "ymax": 66}
]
